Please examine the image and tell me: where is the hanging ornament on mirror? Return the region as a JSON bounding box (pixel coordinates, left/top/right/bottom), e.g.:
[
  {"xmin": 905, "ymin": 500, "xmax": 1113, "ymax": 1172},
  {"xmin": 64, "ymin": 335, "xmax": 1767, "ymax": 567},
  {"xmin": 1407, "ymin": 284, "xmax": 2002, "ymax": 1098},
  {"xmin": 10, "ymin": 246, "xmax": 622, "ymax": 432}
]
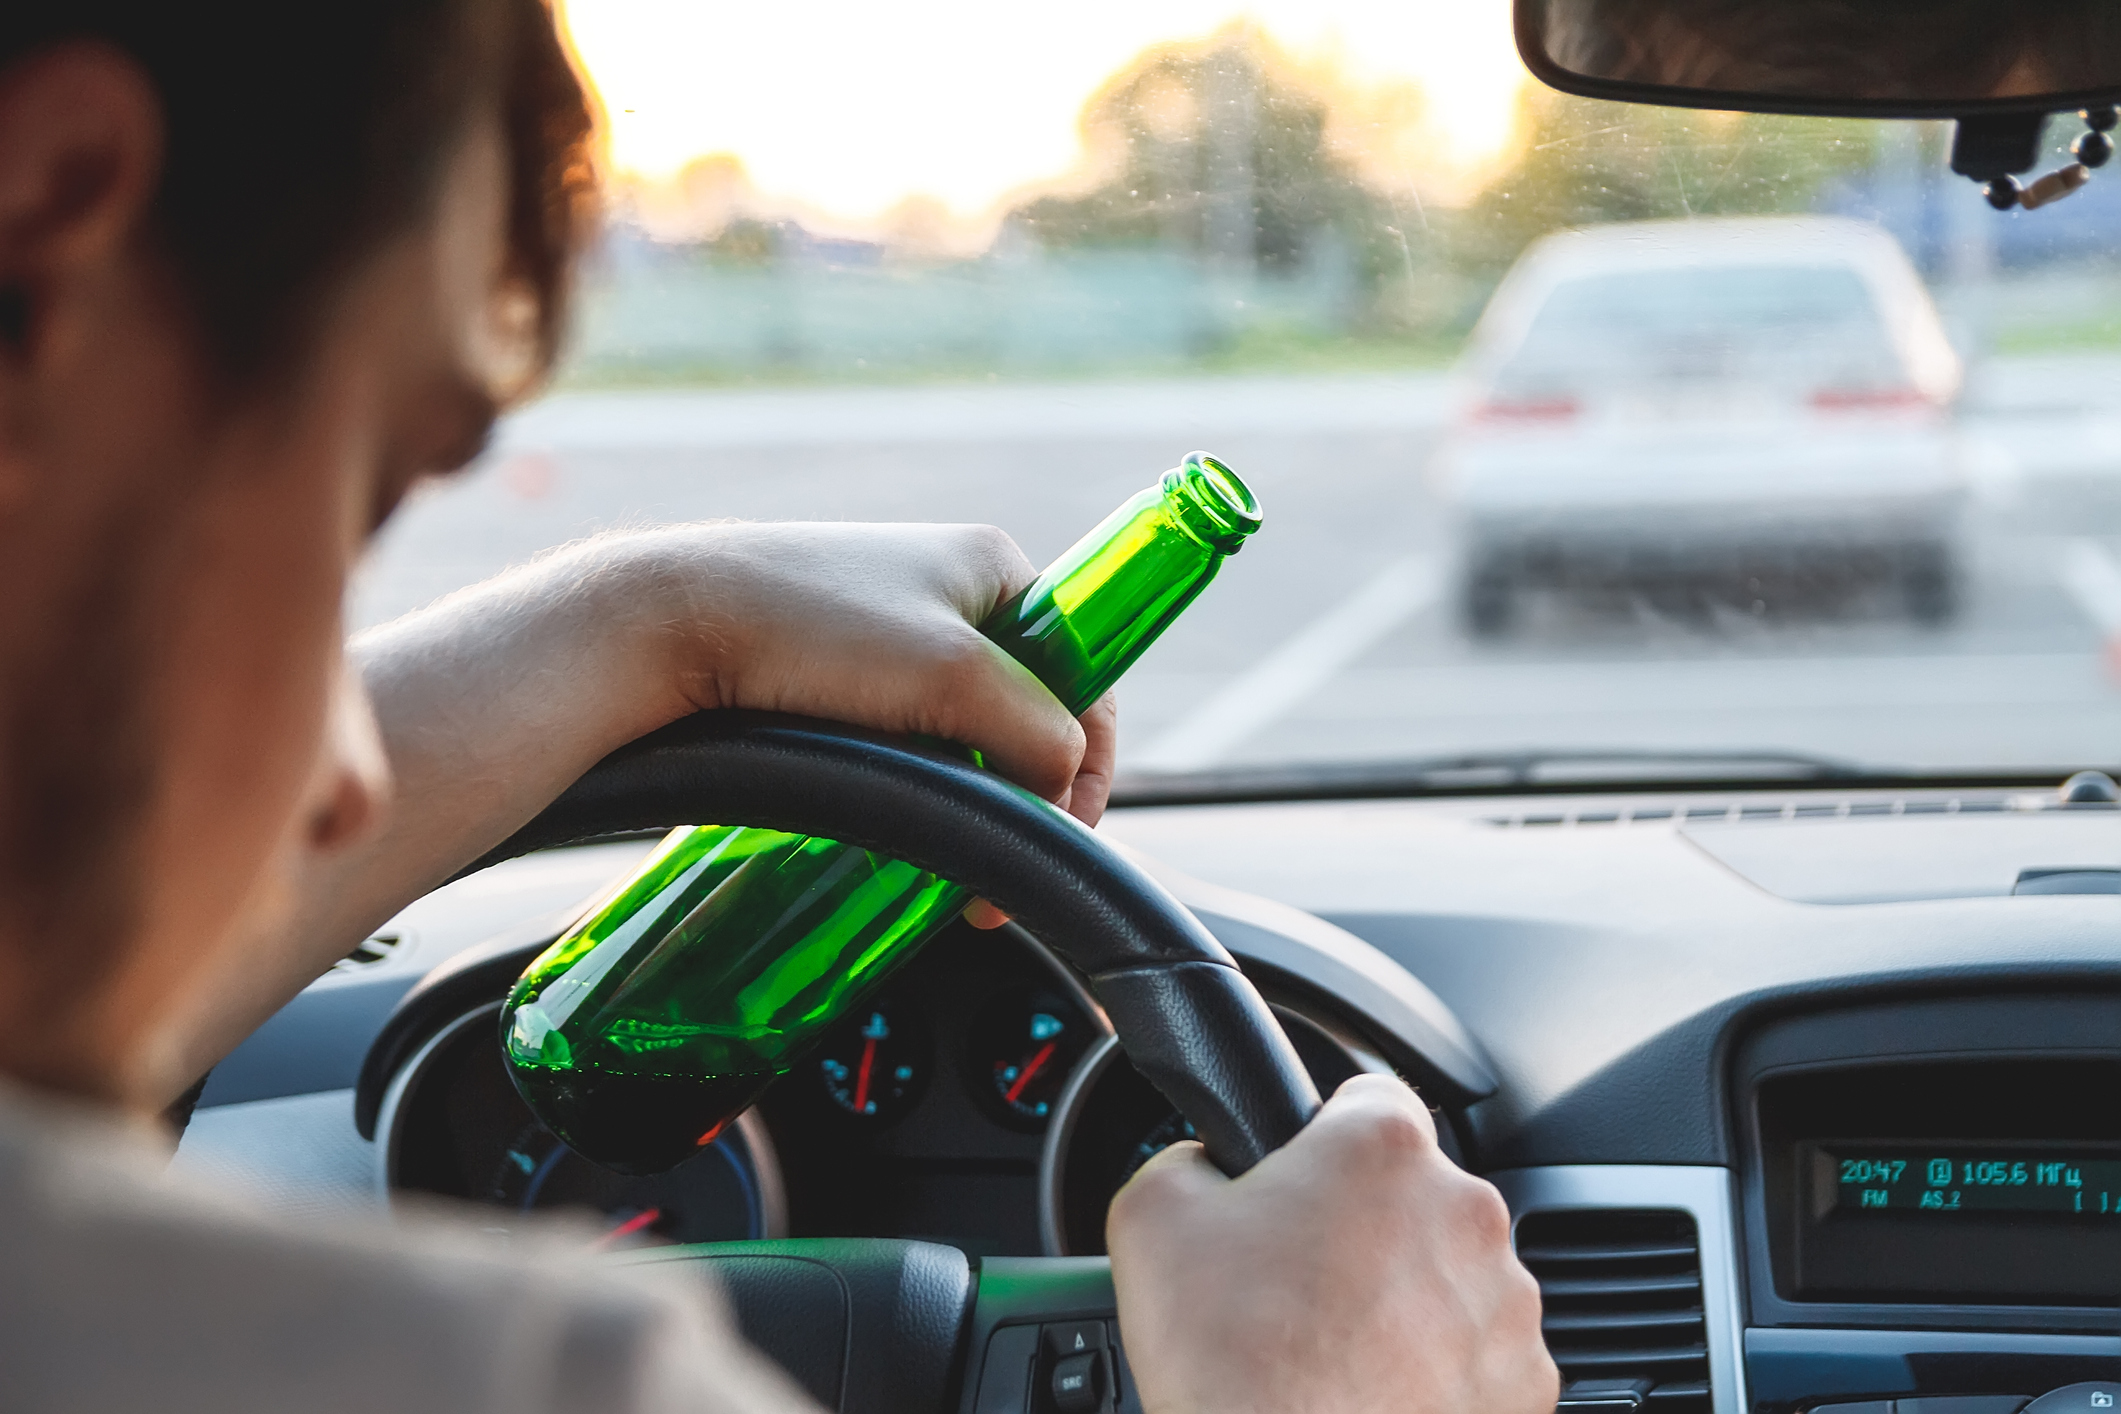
[{"xmin": 1985, "ymin": 106, "xmax": 2116, "ymax": 211}]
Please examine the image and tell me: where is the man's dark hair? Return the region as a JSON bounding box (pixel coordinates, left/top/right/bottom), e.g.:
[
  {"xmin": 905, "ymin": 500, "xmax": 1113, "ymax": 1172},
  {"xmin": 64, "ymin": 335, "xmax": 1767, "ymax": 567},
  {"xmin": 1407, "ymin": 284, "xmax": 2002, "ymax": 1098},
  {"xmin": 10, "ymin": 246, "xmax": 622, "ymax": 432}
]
[
  {"xmin": 1, "ymin": 0, "xmax": 598, "ymax": 378},
  {"xmin": 0, "ymin": 1, "xmax": 597, "ymax": 1071}
]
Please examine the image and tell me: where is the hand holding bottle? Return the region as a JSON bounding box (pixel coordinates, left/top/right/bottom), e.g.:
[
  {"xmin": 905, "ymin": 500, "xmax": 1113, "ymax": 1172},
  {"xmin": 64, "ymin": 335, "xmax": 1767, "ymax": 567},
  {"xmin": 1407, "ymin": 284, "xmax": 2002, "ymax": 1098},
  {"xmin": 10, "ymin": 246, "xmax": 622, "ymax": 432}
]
[
  {"xmin": 1107, "ymin": 1074, "xmax": 1558, "ymax": 1414},
  {"xmin": 616, "ymin": 519, "xmax": 1119, "ymax": 817},
  {"xmin": 595, "ymin": 520, "xmax": 1118, "ymax": 930}
]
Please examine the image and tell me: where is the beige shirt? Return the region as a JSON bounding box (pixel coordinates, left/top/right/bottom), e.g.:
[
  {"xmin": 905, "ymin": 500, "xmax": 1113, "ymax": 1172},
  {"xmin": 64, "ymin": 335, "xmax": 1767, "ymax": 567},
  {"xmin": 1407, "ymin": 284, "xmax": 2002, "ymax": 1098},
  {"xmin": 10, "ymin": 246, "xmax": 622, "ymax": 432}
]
[{"xmin": 0, "ymin": 1084, "xmax": 820, "ymax": 1414}]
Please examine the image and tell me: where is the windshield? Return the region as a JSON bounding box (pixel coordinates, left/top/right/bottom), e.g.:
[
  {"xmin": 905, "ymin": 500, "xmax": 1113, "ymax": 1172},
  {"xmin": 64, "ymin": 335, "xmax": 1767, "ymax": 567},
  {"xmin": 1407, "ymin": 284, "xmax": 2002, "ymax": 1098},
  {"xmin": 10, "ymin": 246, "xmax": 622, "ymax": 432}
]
[{"xmin": 358, "ymin": 2, "xmax": 2121, "ymax": 786}]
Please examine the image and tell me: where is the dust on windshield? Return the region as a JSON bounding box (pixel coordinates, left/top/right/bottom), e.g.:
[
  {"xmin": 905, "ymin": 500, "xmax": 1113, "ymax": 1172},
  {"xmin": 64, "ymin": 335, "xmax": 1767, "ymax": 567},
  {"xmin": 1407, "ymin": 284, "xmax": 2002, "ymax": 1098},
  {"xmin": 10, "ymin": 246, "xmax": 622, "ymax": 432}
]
[{"xmin": 357, "ymin": 3, "xmax": 2121, "ymax": 781}]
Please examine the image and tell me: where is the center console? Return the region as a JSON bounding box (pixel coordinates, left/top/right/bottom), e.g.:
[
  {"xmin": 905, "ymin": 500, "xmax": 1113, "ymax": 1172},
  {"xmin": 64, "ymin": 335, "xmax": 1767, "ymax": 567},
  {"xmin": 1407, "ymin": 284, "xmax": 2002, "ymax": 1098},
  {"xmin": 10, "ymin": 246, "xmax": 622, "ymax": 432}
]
[{"xmin": 1736, "ymin": 994, "xmax": 2121, "ymax": 1413}]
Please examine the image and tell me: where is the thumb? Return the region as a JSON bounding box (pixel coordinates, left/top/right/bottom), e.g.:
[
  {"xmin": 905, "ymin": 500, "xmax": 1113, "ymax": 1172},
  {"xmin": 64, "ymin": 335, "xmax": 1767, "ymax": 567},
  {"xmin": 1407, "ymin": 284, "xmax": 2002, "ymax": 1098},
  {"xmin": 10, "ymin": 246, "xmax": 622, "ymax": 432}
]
[{"xmin": 1109, "ymin": 1137, "xmax": 1223, "ymax": 1233}]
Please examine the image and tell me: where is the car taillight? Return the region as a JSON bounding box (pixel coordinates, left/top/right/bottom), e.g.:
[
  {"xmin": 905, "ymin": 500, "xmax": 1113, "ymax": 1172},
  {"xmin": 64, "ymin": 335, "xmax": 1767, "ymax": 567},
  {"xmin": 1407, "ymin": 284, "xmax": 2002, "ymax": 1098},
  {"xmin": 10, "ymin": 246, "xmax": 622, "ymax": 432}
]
[
  {"xmin": 1808, "ymin": 386, "xmax": 1936, "ymax": 413},
  {"xmin": 1471, "ymin": 395, "xmax": 1580, "ymax": 424}
]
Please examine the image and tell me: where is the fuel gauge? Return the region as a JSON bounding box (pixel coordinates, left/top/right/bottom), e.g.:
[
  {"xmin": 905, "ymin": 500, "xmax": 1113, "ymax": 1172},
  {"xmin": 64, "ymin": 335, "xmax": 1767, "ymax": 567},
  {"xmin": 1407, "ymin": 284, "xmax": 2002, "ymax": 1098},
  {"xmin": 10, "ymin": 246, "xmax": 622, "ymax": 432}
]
[{"xmin": 967, "ymin": 985, "xmax": 1095, "ymax": 1129}]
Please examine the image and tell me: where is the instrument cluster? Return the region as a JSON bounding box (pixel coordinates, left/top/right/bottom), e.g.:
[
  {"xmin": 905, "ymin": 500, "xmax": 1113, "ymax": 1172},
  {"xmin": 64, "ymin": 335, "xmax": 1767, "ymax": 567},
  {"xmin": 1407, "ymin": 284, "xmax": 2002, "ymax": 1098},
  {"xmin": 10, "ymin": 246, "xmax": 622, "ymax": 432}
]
[{"xmin": 381, "ymin": 918, "xmax": 1110, "ymax": 1256}]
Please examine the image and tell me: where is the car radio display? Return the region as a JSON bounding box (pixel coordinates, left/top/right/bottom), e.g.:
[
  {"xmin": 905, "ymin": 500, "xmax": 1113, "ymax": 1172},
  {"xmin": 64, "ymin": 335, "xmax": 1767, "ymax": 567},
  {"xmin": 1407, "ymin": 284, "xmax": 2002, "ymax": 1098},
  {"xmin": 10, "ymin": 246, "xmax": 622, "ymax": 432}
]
[
  {"xmin": 1770, "ymin": 1067, "xmax": 2121, "ymax": 1304},
  {"xmin": 1820, "ymin": 1146, "xmax": 2121, "ymax": 1216}
]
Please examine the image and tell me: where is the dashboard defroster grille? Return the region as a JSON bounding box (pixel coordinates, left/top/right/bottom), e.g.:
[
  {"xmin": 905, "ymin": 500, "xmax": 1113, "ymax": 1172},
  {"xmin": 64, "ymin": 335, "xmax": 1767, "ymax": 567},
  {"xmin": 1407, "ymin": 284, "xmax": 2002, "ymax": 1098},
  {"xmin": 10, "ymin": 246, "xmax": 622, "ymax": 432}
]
[{"xmin": 1517, "ymin": 1208, "xmax": 1709, "ymax": 1413}]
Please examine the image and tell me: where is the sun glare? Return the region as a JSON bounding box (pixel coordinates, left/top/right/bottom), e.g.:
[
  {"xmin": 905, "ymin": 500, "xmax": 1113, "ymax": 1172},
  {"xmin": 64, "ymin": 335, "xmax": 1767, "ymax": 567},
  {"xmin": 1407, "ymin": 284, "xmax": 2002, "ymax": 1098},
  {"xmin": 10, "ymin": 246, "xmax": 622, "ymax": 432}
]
[{"xmin": 558, "ymin": 0, "xmax": 1527, "ymax": 226}]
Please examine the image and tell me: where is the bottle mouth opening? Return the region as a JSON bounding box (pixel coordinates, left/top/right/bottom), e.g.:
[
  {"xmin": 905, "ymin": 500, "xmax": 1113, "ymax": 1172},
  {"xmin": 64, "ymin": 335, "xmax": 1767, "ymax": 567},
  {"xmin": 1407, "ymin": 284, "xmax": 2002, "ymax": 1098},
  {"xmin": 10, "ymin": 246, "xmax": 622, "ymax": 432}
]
[{"xmin": 1164, "ymin": 451, "xmax": 1263, "ymax": 550}]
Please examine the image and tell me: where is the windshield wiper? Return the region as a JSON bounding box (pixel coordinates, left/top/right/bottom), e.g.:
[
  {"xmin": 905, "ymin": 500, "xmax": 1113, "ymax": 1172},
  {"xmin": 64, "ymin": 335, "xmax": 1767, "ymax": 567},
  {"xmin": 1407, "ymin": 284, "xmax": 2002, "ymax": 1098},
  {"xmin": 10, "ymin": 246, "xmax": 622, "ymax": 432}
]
[{"xmin": 1110, "ymin": 747, "xmax": 1873, "ymax": 807}]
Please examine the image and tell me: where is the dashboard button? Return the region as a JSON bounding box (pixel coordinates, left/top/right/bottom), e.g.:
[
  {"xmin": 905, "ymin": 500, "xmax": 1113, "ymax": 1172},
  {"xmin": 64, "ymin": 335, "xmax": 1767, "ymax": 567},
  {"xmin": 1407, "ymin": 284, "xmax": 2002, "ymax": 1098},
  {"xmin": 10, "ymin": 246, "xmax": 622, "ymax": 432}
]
[
  {"xmin": 1049, "ymin": 1351, "xmax": 1105, "ymax": 1413},
  {"xmin": 1043, "ymin": 1320, "xmax": 1108, "ymax": 1360},
  {"xmin": 2023, "ymin": 1386, "xmax": 2121, "ymax": 1413},
  {"xmin": 974, "ymin": 1326, "xmax": 1040, "ymax": 1414}
]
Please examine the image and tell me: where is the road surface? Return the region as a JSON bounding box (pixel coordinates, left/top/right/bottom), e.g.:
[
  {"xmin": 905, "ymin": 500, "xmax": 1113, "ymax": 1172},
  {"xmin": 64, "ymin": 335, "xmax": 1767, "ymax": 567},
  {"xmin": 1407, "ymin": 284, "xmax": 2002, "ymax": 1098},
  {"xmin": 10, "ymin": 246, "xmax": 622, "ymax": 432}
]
[{"xmin": 353, "ymin": 358, "xmax": 2121, "ymax": 777}]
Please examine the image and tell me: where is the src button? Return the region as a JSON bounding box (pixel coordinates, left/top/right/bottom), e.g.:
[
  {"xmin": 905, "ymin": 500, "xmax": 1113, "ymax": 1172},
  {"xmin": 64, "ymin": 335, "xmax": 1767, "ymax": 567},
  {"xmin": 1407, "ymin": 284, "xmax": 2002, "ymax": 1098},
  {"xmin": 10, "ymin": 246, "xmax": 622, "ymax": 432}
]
[{"xmin": 1050, "ymin": 1351, "xmax": 1106, "ymax": 1413}]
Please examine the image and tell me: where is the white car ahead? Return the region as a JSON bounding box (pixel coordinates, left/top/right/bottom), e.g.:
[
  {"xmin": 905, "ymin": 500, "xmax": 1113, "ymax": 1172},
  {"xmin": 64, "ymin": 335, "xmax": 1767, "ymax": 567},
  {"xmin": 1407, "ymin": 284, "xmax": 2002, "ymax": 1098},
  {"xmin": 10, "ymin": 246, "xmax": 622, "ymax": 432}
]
[{"xmin": 1431, "ymin": 215, "xmax": 1967, "ymax": 636}]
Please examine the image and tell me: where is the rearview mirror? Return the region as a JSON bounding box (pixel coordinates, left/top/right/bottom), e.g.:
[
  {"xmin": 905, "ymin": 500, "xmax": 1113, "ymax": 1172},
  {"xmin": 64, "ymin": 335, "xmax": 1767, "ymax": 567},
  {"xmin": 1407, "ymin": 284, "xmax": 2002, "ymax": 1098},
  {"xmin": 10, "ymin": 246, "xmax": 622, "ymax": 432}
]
[{"xmin": 1516, "ymin": 0, "xmax": 2121, "ymax": 118}]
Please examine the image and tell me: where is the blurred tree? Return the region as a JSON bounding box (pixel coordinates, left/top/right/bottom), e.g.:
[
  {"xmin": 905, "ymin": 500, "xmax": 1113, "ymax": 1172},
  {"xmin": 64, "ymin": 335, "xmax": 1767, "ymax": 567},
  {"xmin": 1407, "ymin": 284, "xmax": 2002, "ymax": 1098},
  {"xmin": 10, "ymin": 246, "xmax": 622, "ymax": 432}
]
[
  {"xmin": 614, "ymin": 152, "xmax": 758, "ymax": 243},
  {"xmin": 1454, "ymin": 88, "xmax": 1881, "ymax": 271},
  {"xmin": 704, "ymin": 216, "xmax": 782, "ymax": 266},
  {"xmin": 1005, "ymin": 25, "xmax": 1387, "ymax": 279}
]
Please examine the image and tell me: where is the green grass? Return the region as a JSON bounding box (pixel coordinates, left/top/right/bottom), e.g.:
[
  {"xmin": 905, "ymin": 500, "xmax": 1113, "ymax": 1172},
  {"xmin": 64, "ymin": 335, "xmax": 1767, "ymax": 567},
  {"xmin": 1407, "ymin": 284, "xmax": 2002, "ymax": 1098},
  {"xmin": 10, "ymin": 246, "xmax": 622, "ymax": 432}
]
[
  {"xmin": 1992, "ymin": 318, "xmax": 2121, "ymax": 356},
  {"xmin": 549, "ymin": 330, "xmax": 1466, "ymax": 393},
  {"xmin": 1193, "ymin": 327, "xmax": 1464, "ymax": 374}
]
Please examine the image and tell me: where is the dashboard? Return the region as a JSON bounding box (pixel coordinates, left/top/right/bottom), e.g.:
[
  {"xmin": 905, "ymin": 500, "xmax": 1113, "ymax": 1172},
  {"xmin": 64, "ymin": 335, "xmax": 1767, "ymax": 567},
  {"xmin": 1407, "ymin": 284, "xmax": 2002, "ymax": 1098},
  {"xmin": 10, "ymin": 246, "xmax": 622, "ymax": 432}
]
[
  {"xmin": 175, "ymin": 779, "xmax": 2121, "ymax": 1414},
  {"xmin": 376, "ymin": 909, "xmax": 1424, "ymax": 1261}
]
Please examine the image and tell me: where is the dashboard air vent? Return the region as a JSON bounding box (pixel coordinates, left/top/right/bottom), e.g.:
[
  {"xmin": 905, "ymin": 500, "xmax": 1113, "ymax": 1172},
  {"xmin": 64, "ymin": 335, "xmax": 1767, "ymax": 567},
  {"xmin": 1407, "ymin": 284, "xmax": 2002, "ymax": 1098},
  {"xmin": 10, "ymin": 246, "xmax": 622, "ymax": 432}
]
[
  {"xmin": 1516, "ymin": 1208, "xmax": 1709, "ymax": 1413},
  {"xmin": 1484, "ymin": 793, "xmax": 2063, "ymax": 828},
  {"xmin": 332, "ymin": 931, "xmax": 407, "ymax": 974}
]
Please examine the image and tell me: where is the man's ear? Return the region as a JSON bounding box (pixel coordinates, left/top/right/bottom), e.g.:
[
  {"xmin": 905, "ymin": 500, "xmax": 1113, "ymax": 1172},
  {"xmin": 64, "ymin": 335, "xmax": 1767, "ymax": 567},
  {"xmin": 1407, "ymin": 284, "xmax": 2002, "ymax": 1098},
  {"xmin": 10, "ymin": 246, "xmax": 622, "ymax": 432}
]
[{"xmin": 0, "ymin": 42, "xmax": 164, "ymax": 357}]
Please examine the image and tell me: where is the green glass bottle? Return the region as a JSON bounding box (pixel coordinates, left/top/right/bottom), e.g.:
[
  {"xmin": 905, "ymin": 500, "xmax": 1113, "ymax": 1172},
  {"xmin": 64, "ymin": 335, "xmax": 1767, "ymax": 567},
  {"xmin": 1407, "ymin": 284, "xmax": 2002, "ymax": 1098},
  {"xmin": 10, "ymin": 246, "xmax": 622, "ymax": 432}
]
[{"xmin": 501, "ymin": 452, "xmax": 1261, "ymax": 1174}]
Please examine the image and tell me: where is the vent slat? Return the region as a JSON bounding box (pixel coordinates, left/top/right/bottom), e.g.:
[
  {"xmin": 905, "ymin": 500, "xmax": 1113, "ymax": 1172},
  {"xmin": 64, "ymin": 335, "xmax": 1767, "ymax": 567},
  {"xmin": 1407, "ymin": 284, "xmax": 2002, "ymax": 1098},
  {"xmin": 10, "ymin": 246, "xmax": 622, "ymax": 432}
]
[
  {"xmin": 1648, "ymin": 1381, "xmax": 1709, "ymax": 1400},
  {"xmin": 1541, "ymin": 1273, "xmax": 1701, "ymax": 1299},
  {"xmin": 1646, "ymin": 1379, "xmax": 1711, "ymax": 1413},
  {"xmin": 1516, "ymin": 1208, "xmax": 1709, "ymax": 1408},
  {"xmin": 1544, "ymin": 1307, "xmax": 1703, "ymax": 1334},
  {"xmin": 1519, "ymin": 1241, "xmax": 1696, "ymax": 1265},
  {"xmin": 1549, "ymin": 1345, "xmax": 1708, "ymax": 1370}
]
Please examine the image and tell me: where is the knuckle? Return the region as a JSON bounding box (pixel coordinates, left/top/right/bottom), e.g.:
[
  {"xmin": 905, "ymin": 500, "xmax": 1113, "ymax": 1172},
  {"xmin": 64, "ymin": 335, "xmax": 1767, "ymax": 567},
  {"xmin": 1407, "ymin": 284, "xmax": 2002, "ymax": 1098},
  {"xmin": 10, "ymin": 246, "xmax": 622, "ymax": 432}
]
[
  {"xmin": 1352, "ymin": 1101, "xmax": 1437, "ymax": 1161},
  {"xmin": 1501, "ymin": 1253, "xmax": 1546, "ymax": 1322},
  {"xmin": 960, "ymin": 522, "xmax": 1026, "ymax": 572},
  {"xmin": 1456, "ymin": 1176, "xmax": 1516, "ymax": 1246},
  {"xmin": 1108, "ymin": 1160, "xmax": 1188, "ymax": 1228},
  {"xmin": 930, "ymin": 633, "xmax": 997, "ymax": 690}
]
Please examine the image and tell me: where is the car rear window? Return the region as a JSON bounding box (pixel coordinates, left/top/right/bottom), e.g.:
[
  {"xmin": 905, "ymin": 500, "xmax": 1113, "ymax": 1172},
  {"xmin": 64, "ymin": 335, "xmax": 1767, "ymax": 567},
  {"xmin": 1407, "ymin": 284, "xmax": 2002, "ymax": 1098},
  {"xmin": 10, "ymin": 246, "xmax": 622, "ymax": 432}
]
[{"xmin": 1496, "ymin": 264, "xmax": 1903, "ymax": 393}]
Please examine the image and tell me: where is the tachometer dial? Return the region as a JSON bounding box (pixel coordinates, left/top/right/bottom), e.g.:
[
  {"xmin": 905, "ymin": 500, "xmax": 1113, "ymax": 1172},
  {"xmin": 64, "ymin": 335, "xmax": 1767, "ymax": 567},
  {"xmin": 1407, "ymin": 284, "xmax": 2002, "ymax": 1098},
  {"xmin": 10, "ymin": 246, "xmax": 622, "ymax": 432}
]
[
  {"xmin": 381, "ymin": 1000, "xmax": 784, "ymax": 1247},
  {"xmin": 817, "ymin": 1000, "xmax": 927, "ymax": 1121},
  {"xmin": 482, "ymin": 1116, "xmax": 770, "ymax": 1246},
  {"xmin": 967, "ymin": 985, "xmax": 1095, "ymax": 1129}
]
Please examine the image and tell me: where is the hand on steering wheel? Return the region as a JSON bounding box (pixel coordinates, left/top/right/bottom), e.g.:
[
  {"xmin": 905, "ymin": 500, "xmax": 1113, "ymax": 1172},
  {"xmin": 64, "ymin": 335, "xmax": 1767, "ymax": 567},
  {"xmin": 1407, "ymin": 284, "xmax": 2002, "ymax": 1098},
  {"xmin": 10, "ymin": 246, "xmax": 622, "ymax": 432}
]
[{"xmin": 1111, "ymin": 1073, "xmax": 1557, "ymax": 1414}]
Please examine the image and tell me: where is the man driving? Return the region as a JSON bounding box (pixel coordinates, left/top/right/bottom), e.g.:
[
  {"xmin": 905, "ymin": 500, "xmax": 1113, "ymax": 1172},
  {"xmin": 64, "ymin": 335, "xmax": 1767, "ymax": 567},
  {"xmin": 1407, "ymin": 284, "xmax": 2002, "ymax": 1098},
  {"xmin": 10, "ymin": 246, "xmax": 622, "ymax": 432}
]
[{"xmin": 0, "ymin": 3, "xmax": 1554, "ymax": 1410}]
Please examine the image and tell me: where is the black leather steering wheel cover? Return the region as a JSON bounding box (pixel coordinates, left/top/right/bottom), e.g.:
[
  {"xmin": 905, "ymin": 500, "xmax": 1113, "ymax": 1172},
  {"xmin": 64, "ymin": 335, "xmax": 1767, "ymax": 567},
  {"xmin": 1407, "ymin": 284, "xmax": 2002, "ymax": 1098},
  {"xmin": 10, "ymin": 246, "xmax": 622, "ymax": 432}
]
[{"xmin": 455, "ymin": 709, "xmax": 1321, "ymax": 1175}]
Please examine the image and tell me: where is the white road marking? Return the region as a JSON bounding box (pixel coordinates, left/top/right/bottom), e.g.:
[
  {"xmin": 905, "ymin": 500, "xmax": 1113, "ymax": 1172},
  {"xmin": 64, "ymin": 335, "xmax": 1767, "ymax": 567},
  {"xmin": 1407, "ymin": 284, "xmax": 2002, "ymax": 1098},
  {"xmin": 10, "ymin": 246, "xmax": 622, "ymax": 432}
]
[
  {"xmin": 2060, "ymin": 539, "xmax": 2121, "ymax": 635},
  {"xmin": 1131, "ymin": 556, "xmax": 1442, "ymax": 773}
]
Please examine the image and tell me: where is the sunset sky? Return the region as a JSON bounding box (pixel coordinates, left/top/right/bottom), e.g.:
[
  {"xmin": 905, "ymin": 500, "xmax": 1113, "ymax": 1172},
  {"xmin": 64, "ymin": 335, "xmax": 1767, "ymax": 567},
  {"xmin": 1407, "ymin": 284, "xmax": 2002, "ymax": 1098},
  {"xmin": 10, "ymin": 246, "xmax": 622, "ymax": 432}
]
[{"xmin": 557, "ymin": 0, "xmax": 1529, "ymax": 223}]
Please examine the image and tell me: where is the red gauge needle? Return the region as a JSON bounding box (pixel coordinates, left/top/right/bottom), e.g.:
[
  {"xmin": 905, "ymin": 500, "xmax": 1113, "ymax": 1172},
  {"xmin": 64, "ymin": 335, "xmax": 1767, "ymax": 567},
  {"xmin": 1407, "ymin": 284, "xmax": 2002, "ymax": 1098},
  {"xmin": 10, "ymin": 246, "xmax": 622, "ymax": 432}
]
[
  {"xmin": 853, "ymin": 1034, "xmax": 878, "ymax": 1114},
  {"xmin": 593, "ymin": 1206, "xmax": 663, "ymax": 1248},
  {"xmin": 1006, "ymin": 1041, "xmax": 1059, "ymax": 1105}
]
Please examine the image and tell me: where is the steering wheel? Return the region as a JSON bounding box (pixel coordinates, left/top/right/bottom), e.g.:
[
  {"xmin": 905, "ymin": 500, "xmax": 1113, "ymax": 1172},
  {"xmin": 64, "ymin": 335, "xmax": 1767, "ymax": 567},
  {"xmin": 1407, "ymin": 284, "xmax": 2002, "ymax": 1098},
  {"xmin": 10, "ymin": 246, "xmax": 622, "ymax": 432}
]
[{"xmin": 361, "ymin": 709, "xmax": 1321, "ymax": 1414}]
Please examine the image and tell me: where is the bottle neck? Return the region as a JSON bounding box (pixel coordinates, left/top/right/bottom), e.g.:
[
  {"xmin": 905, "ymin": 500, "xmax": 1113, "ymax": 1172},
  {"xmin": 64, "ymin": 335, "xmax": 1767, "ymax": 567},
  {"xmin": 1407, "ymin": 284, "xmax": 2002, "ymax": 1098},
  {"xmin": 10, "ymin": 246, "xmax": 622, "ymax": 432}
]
[
  {"xmin": 1160, "ymin": 452, "xmax": 1262, "ymax": 554},
  {"xmin": 979, "ymin": 451, "xmax": 1262, "ymax": 714}
]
